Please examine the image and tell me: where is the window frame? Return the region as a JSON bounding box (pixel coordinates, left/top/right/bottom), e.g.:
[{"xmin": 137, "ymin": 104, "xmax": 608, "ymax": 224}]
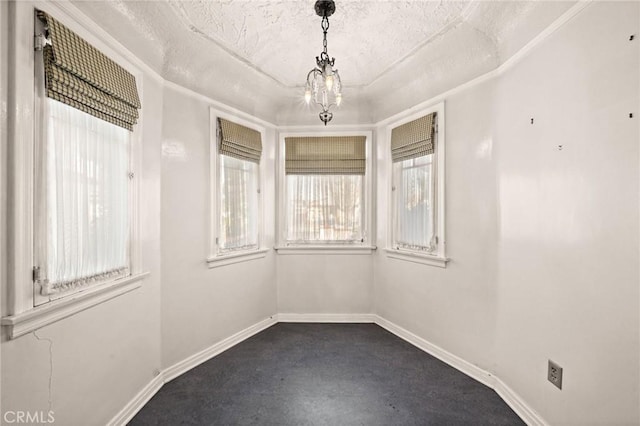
[
  {"xmin": 385, "ymin": 102, "xmax": 448, "ymax": 267},
  {"xmin": 275, "ymin": 130, "xmax": 375, "ymax": 254},
  {"xmin": 207, "ymin": 108, "xmax": 268, "ymax": 268},
  {"xmin": 1, "ymin": 3, "xmax": 147, "ymax": 339}
]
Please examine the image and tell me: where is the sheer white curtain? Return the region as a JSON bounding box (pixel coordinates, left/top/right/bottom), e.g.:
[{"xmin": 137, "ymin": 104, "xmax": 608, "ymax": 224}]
[
  {"xmin": 219, "ymin": 155, "xmax": 259, "ymax": 252},
  {"xmin": 285, "ymin": 174, "xmax": 363, "ymax": 242},
  {"xmin": 36, "ymin": 99, "xmax": 130, "ymax": 295},
  {"xmin": 394, "ymin": 155, "xmax": 435, "ymax": 250}
]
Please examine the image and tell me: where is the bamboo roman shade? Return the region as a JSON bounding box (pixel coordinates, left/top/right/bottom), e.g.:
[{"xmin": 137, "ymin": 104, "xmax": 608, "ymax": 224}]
[
  {"xmin": 218, "ymin": 118, "xmax": 262, "ymax": 163},
  {"xmin": 37, "ymin": 11, "xmax": 141, "ymax": 130},
  {"xmin": 391, "ymin": 113, "xmax": 436, "ymax": 162},
  {"xmin": 285, "ymin": 136, "xmax": 366, "ymax": 175}
]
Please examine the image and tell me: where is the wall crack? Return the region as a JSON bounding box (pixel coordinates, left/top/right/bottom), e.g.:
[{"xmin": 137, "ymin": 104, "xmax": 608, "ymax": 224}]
[{"xmin": 33, "ymin": 331, "xmax": 54, "ymax": 412}]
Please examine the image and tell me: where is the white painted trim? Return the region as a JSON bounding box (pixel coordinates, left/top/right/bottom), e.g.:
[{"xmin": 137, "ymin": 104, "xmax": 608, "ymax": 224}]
[
  {"xmin": 107, "ymin": 315, "xmax": 277, "ymax": 426},
  {"xmin": 278, "ymin": 313, "xmax": 376, "ymax": 323},
  {"xmin": 494, "ymin": 377, "xmax": 549, "ymax": 426},
  {"xmin": 274, "ymin": 246, "xmax": 376, "ymax": 255},
  {"xmin": 7, "ymin": 1, "xmax": 36, "ymax": 315},
  {"xmin": 373, "ymin": 315, "xmax": 548, "ymax": 426},
  {"xmin": 277, "ymin": 124, "xmax": 376, "ymax": 132},
  {"xmin": 1, "ymin": 272, "xmax": 149, "ymax": 339},
  {"xmin": 209, "ymin": 107, "xmax": 267, "ymax": 262},
  {"xmin": 384, "ymin": 249, "xmax": 449, "ymax": 268},
  {"xmin": 373, "ymin": 315, "xmax": 493, "ymax": 388},
  {"xmin": 498, "ymin": 0, "xmax": 591, "ymax": 75},
  {"xmin": 163, "ymin": 316, "xmax": 278, "ymax": 383},
  {"xmin": 276, "ymin": 130, "xmax": 374, "ymax": 248},
  {"xmin": 385, "ymin": 102, "xmax": 446, "ymax": 262},
  {"xmin": 207, "ymin": 248, "xmax": 270, "ymax": 268},
  {"xmin": 107, "ymin": 374, "xmax": 164, "ymax": 426},
  {"xmin": 167, "ymin": 81, "xmax": 276, "ymax": 129}
]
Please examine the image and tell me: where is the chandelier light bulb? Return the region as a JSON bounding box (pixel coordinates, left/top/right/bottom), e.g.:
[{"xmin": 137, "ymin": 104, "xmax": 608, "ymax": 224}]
[
  {"xmin": 325, "ymin": 74, "xmax": 334, "ymax": 91},
  {"xmin": 336, "ymin": 93, "xmax": 342, "ymax": 107},
  {"xmin": 304, "ymin": 89, "xmax": 312, "ymax": 104}
]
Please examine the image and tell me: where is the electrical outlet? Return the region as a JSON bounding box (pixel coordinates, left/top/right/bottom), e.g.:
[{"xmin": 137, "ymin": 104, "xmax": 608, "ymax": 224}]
[{"xmin": 548, "ymin": 360, "xmax": 563, "ymax": 389}]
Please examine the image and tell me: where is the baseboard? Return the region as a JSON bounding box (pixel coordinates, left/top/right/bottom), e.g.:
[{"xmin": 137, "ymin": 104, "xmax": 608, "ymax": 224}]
[
  {"xmin": 373, "ymin": 315, "xmax": 548, "ymax": 426},
  {"xmin": 107, "ymin": 315, "xmax": 277, "ymax": 426},
  {"xmin": 163, "ymin": 315, "xmax": 278, "ymax": 383},
  {"xmin": 277, "ymin": 313, "xmax": 376, "ymax": 323},
  {"xmin": 107, "ymin": 374, "xmax": 164, "ymax": 426},
  {"xmin": 493, "ymin": 377, "xmax": 548, "ymax": 426},
  {"xmin": 109, "ymin": 313, "xmax": 546, "ymax": 426},
  {"xmin": 373, "ymin": 315, "xmax": 494, "ymax": 388}
]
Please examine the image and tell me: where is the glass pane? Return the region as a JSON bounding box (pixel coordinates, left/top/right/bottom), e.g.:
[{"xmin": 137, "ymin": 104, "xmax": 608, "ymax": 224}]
[
  {"xmin": 394, "ymin": 156, "xmax": 434, "ymax": 250},
  {"xmin": 286, "ymin": 174, "xmax": 363, "ymax": 242},
  {"xmin": 219, "ymin": 155, "xmax": 259, "ymax": 251},
  {"xmin": 44, "ymin": 99, "xmax": 130, "ymax": 285}
]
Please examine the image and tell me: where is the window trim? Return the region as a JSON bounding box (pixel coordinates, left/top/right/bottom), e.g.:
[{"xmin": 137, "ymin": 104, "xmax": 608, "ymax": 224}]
[
  {"xmin": 1, "ymin": 272, "xmax": 149, "ymax": 339},
  {"xmin": 276, "ymin": 130, "xmax": 374, "ymax": 251},
  {"xmin": 209, "ymin": 108, "xmax": 266, "ymax": 263},
  {"xmin": 386, "ymin": 102, "xmax": 448, "ymax": 267},
  {"xmin": 3, "ymin": 3, "xmax": 147, "ymax": 338}
]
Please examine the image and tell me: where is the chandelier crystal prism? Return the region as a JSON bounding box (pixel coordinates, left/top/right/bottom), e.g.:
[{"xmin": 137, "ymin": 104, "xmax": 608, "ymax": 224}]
[{"xmin": 304, "ymin": 0, "xmax": 342, "ymax": 125}]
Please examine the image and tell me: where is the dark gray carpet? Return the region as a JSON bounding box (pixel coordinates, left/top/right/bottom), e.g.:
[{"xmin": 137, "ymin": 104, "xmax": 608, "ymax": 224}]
[{"xmin": 130, "ymin": 323, "xmax": 524, "ymax": 425}]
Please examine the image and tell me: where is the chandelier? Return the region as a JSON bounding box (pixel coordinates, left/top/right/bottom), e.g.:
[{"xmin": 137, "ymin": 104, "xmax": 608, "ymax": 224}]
[{"xmin": 304, "ymin": 0, "xmax": 342, "ymax": 125}]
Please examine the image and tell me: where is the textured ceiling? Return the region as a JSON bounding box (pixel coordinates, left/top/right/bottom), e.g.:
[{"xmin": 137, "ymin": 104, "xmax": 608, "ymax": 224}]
[
  {"xmin": 169, "ymin": 0, "xmax": 474, "ymax": 87},
  {"xmin": 70, "ymin": 0, "xmax": 577, "ymax": 124}
]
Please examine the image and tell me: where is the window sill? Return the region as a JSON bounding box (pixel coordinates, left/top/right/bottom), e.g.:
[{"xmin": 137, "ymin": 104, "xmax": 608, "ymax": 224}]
[
  {"xmin": 275, "ymin": 245, "xmax": 377, "ymax": 255},
  {"xmin": 1, "ymin": 271, "xmax": 149, "ymax": 339},
  {"xmin": 385, "ymin": 248, "xmax": 449, "ymax": 268},
  {"xmin": 207, "ymin": 248, "xmax": 270, "ymax": 268}
]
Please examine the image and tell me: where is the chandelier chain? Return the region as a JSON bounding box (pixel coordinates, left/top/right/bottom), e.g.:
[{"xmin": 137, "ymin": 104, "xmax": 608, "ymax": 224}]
[{"xmin": 322, "ymin": 15, "xmax": 329, "ymax": 56}]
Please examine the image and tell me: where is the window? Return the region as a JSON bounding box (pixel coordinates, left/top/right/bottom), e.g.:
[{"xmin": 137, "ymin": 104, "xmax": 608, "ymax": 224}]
[
  {"xmin": 387, "ymin": 104, "xmax": 447, "ymax": 267},
  {"xmin": 209, "ymin": 114, "xmax": 265, "ymax": 266},
  {"xmin": 393, "ymin": 155, "xmax": 435, "ymax": 251},
  {"xmin": 34, "ymin": 99, "xmax": 132, "ymax": 304},
  {"xmin": 219, "ymin": 155, "xmax": 259, "ymax": 252},
  {"xmin": 1, "ymin": 9, "xmax": 145, "ymax": 338},
  {"xmin": 277, "ymin": 133, "xmax": 373, "ymax": 252},
  {"xmin": 33, "ymin": 11, "xmax": 142, "ymax": 303},
  {"xmin": 286, "ymin": 174, "xmax": 363, "ymax": 242}
]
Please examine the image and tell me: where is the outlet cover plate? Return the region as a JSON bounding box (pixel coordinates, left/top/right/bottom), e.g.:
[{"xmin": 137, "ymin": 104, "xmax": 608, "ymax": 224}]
[{"xmin": 548, "ymin": 359, "xmax": 563, "ymax": 389}]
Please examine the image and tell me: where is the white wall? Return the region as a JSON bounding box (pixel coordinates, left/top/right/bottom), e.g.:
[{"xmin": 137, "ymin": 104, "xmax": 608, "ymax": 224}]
[
  {"xmin": 493, "ymin": 2, "xmax": 639, "ymax": 424},
  {"xmin": 159, "ymin": 85, "xmax": 278, "ymax": 369},
  {"xmin": 375, "ymin": 2, "xmax": 639, "ymax": 424},
  {"xmin": 277, "ymin": 254, "xmax": 374, "ymax": 315},
  {"xmin": 374, "ymin": 77, "xmax": 500, "ymax": 371}
]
